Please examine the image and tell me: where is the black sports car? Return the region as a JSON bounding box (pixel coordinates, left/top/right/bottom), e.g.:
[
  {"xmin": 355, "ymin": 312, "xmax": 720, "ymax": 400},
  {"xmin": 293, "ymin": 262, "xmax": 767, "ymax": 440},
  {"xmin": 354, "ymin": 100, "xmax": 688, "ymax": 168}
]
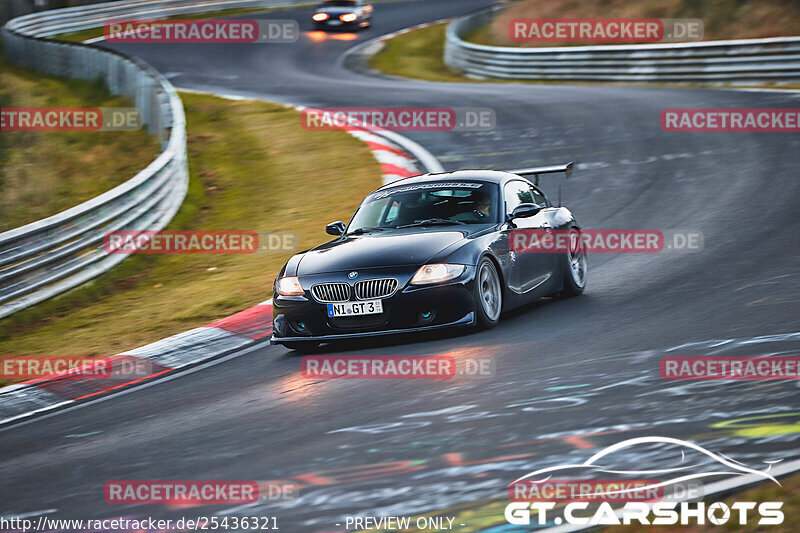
[
  {"xmin": 311, "ymin": 0, "xmax": 373, "ymax": 30},
  {"xmin": 270, "ymin": 164, "xmax": 587, "ymax": 351}
]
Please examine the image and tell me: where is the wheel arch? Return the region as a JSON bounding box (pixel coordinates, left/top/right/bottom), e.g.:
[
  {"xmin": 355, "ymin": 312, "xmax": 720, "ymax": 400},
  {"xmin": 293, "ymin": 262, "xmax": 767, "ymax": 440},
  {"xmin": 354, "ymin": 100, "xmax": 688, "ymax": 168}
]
[{"xmin": 477, "ymin": 251, "xmax": 507, "ymax": 310}]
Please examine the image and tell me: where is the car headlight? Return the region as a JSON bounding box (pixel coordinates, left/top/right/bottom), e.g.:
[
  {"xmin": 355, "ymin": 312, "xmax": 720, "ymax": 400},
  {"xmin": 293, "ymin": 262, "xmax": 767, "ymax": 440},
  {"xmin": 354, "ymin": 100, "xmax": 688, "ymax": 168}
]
[
  {"xmin": 312, "ymin": 12, "xmax": 329, "ymax": 21},
  {"xmin": 410, "ymin": 264, "xmax": 465, "ymax": 285},
  {"xmin": 276, "ymin": 276, "xmax": 305, "ymax": 296},
  {"xmin": 340, "ymin": 13, "xmax": 358, "ymax": 22}
]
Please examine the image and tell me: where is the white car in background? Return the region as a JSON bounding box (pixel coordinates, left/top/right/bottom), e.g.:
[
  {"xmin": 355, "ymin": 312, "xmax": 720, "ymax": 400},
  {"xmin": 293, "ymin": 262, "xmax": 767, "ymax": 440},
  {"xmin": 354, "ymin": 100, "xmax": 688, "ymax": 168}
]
[{"xmin": 312, "ymin": 0, "xmax": 373, "ymax": 30}]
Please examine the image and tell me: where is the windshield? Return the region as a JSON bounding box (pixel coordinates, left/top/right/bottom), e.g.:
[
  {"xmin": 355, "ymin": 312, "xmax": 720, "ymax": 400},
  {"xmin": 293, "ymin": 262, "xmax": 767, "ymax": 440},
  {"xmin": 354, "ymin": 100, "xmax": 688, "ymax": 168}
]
[
  {"xmin": 347, "ymin": 181, "xmax": 499, "ymax": 234},
  {"xmin": 322, "ymin": 1, "xmax": 356, "ymax": 6}
]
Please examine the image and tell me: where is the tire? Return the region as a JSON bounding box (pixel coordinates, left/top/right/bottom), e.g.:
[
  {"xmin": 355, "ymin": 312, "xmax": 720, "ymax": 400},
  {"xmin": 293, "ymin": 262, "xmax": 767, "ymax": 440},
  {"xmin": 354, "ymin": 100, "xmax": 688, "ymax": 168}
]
[
  {"xmin": 283, "ymin": 341, "xmax": 320, "ymax": 353},
  {"xmin": 474, "ymin": 257, "xmax": 502, "ymax": 329},
  {"xmin": 556, "ymin": 227, "xmax": 587, "ymax": 298}
]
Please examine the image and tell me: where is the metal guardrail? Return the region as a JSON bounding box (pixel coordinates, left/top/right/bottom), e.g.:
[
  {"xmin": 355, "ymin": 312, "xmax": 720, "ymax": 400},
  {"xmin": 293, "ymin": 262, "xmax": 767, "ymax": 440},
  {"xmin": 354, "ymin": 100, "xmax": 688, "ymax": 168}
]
[
  {"xmin": 0, "ymin": 0, "xmax": 313, "ymax": 319},
  {"xmin": 444, "ymin": 7, "xmax": 800, "ymax": 83}
]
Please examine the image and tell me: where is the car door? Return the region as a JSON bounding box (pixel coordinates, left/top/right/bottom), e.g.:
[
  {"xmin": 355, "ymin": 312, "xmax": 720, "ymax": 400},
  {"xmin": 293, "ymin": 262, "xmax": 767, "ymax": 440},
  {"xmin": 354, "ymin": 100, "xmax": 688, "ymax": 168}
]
[
  {"xmin": 527, "ymin": 182, "xmax": 559, "ymax": 280},
  {"xmin": 503, "ymin": 180, "xmax": 555, "ymax": 294}
]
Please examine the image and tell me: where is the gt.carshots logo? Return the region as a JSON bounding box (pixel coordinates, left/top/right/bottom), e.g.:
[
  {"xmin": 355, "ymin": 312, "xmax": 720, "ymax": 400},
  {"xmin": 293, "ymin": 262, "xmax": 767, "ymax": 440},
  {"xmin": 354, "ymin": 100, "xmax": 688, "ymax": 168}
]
[{"xmin": 505, "ymin": 437, "xmax": 784, "ymax": 526}]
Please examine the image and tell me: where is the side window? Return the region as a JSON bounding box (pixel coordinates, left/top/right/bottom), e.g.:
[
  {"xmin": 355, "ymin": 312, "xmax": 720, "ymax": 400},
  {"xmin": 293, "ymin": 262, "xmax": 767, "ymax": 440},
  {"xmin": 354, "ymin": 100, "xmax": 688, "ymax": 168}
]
[
  {"xmin": 383, "ymin": 200, "xmax": 400, "ymax": 225},
  {"xmin": 530, "ymin": 186, "xmax": 548, "ymax": 207},
  {"xmin": 354, "ymin": 197, "xmax": 391, "ymax": 228},
  {"xmin": 504, "ymin": 181, "xmax": 534, "ymax": 215}
]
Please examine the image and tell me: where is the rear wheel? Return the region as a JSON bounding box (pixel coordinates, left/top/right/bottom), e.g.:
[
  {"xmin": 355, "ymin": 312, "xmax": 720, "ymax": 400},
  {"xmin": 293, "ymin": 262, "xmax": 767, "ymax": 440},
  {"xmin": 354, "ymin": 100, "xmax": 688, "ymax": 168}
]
[
  {"xmin": 556, "ymin": 227, "xmax": 587, "ymax": 298},
  {"xmin": 474, "ymin": 257, "xmax": 502, "ymax": 329}
]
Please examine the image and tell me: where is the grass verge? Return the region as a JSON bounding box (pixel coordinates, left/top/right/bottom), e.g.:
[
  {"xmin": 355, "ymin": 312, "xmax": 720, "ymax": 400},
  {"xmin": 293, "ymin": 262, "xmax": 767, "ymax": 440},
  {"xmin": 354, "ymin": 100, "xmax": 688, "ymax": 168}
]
[
  {"xmin": 369, "ymin": 22, "xmax": 471, "ymax": 83},
  {"xmin": 0, "ymin": 52, "xmax": 160, "ymax": 232},
  {"xmin": 0, "ymin": 91, "xmax": 382, "ymax": 385}
]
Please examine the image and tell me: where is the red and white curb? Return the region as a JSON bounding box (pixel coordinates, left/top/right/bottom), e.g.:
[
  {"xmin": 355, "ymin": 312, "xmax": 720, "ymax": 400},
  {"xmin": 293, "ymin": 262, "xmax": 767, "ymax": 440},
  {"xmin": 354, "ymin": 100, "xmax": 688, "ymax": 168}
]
[
  {"xmin": 348, "ymin": 128, "xmax": 421, "ymax": 183},
  {"xmin": 0, "ymin": 299, "xmax": 274, "ymax": 426}
]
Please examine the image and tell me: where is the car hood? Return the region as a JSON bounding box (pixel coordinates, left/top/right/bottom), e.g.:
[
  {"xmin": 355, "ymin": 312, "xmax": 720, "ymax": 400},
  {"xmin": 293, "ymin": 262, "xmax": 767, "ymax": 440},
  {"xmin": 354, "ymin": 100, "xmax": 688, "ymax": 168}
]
[{"xmin": 297, "ymin": 230, "xmax": 468, "ymax": 274}]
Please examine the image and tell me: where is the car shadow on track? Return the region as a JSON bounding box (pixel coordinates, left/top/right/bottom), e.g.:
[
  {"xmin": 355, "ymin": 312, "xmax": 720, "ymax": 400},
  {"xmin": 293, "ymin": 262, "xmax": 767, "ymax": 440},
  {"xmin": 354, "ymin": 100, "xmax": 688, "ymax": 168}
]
[{"xmin": 277, "ymin": 294, "xmax": 596, "ymax": 357}]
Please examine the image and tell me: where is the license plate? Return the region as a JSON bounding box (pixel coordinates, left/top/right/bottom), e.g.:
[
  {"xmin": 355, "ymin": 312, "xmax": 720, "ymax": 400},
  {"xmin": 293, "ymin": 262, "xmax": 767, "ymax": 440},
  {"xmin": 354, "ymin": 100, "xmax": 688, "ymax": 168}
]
[
  {"xmin": 327, "ymin": 20, "xmax": 342, "ymax": 25},
  {"xmin": 327, "ymin": 300, "xmax": 383, "ymax": 317}
]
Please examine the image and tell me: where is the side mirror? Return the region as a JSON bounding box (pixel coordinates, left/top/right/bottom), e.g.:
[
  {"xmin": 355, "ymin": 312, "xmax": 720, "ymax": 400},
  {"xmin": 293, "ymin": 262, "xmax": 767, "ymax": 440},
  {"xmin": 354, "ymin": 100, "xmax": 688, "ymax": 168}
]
[
  {"xmin": 326, "ymin": 221, "xmax": 346, "ymax": 236},
  {"xmin": 510, "ymin": 203, "xmax": 543, "ymax": 219}
]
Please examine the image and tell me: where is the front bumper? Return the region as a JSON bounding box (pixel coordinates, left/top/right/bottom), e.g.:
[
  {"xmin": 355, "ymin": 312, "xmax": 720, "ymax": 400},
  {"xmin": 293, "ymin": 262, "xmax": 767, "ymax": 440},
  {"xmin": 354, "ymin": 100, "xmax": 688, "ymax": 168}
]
[
  {"xmin": 270, "ymin": 313, "xmax": 474, "ymax": 344},
  {"xmin": 271, "ymin": 266, "xmax": 476, "ymax": 344},
  {"xmin": 312, "ymin": 18, "xmax": 363, "ymax": 30}
]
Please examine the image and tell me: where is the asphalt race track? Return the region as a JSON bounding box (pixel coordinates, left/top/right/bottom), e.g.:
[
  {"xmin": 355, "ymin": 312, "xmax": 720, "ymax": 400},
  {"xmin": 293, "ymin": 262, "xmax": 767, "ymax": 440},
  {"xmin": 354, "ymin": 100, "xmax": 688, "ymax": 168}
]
[{"xmin": 2, "ymin": 0, "xmax": 800, "ymax": 531}]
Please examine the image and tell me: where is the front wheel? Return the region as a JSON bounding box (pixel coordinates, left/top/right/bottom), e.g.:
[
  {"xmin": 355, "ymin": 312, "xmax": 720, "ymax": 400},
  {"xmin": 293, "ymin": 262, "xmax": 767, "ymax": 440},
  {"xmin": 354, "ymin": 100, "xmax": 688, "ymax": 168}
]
[
  {"xmin": 556, "ymin": 227, "xmax": 587, "ymax": 298},
  {"xmin": 474, "ymin": 257, "xmax": 502, "ymax": 329}
]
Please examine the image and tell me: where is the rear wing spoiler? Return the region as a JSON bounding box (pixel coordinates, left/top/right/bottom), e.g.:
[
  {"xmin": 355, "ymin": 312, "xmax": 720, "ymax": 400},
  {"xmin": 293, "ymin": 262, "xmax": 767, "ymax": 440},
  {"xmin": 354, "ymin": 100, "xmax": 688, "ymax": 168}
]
[{"xmin": 505, "ymin": 162, "xmax": 574, "ymax": 186}]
